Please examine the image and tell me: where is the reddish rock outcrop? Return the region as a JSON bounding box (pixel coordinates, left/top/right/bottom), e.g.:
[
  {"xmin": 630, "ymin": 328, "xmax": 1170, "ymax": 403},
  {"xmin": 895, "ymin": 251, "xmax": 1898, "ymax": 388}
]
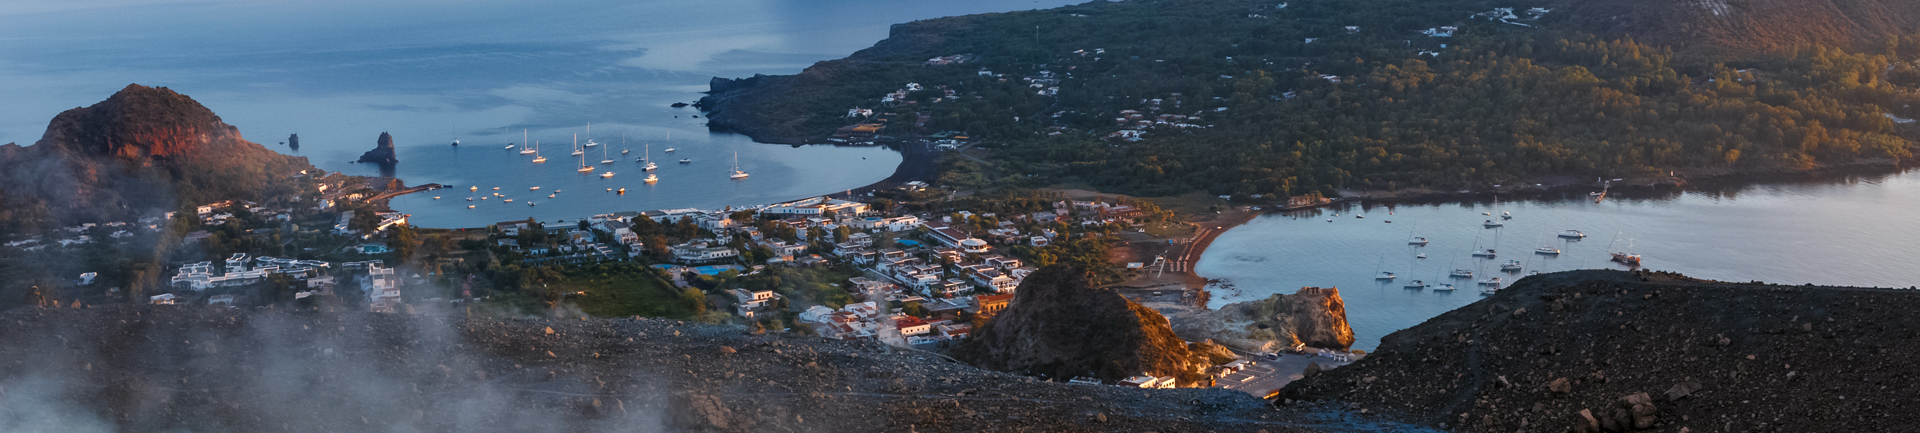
[
  {"xmin": 950, "ymin": 265, "xmax": 1212, "ymax": 383},
  {"xmin": 1223, "ymin": 287, "xmax": 1356, "ymax": 350}
]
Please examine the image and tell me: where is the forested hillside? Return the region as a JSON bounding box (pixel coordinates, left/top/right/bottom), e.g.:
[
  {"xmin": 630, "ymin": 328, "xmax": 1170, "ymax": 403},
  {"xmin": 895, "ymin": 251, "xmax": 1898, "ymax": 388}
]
[{"xmin": 701, "ymin": 0, "xmax": 1920, "ymax": 197}]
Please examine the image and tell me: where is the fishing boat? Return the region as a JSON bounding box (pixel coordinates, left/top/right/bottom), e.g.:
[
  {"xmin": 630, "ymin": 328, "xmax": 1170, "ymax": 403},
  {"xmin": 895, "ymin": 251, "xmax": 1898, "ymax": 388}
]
[
  {"xmin": 645, "ymin": 174, "xmax": 658, "ymax": 183},
  {"xmin": 729, "ymin": 151, "xmax": 749, "ymax": 179},
  {"xmin": 1433, "ymin": 284, "xmax": 1457, "ymax": 292},
  {"xmin": 1559, "ymin": 229, "xmax": 1586, "ymax": 239},
  {"xmin": 1403, "ymin": 280, "xmax": 1427, "ymax": 289},
  {"xmin": 1500, "ymin": 260, "xmax": 1523, "ymax": 272},
  {"xmin": 1450, "ymin": 269, "xmax": 1474, "ymax": 278},
  {"xmin": 1535, "ymin": 246, "xmax": 1560, "ymax": 255}
]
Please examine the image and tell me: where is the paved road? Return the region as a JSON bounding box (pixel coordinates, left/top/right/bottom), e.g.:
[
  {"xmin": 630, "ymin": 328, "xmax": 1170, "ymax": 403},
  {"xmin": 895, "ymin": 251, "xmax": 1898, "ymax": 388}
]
[{"xmin": 1218, "ymin": 352, "xmax": 1354, "ymax": 399}]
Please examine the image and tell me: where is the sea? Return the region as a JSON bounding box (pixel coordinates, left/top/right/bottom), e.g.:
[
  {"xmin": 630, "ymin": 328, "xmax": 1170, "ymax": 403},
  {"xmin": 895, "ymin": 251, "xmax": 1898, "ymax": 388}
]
[
  {"xmin": 1197, "ymin": 170, "xmax": 1920, "ymax": 351},
  {"xmin": 0, "ymin": 0, "xmax": 1082, "ymax": 228}
]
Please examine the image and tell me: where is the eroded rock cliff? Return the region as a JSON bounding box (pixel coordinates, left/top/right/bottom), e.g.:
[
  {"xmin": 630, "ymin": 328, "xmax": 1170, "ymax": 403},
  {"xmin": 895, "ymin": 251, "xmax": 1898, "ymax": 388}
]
[
  {"xmin": 950, "ymin": 265, "xmax": 1216, "ymax": 383},
  {"xmin": 357, "ymin": 132, "xmax": 399, "ymax": 164}
]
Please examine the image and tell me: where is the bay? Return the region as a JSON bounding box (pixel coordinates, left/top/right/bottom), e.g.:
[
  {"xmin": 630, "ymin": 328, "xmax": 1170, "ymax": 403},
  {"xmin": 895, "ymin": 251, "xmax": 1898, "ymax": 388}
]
[
  {"xmin": 1197, "ymin": 171, "xmax": 1920, "ymax": 351},
  {"xmin": 0, "ymin": 0, "xmax": 1083, "ymax": 227}
]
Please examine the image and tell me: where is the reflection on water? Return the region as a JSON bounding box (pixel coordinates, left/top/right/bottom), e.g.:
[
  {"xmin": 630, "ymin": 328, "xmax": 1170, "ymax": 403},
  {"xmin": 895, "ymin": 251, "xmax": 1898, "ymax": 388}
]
[{"xmin": 1197, "ymin": 170, "xmax": 1920, "ymax": 350}]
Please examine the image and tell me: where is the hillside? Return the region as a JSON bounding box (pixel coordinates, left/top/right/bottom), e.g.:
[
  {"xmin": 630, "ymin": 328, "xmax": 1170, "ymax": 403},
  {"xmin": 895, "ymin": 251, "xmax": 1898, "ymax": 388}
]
[
  {"xmin": 949, "ymin": 265, "xmax": 1221, "ymax": 384},
  {"xmin": 701, "ymin": 0, "xmax": 1920, "ymax": 197},
  {"xmin": 0, "ymin": 84, "xmax": 311, "ymax": 232},
  {"xmin": 1282, "ymin": 270, "xmax": 1920, "ymax": 432},
  {"xmin": 0, "ymin": 305, "xmax": 1427, "ymax": 433}
]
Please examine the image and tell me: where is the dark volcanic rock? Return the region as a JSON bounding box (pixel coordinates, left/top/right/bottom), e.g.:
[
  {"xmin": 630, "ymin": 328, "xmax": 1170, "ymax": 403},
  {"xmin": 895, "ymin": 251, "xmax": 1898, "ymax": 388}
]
[
  {"xmin": 288, "ymin": 133, "xmax": 299, "ymax": 150},
  {"xmin": 1284, "ymin": 270, "xmax": 1920, "ymax": 432},
  {"xmin": 951, "ymin": 265, "xmax": 1212, "ymax": 383},
  {"xmin": 357, "ymin": 132, "xmax": 399, "ymax": 164}
]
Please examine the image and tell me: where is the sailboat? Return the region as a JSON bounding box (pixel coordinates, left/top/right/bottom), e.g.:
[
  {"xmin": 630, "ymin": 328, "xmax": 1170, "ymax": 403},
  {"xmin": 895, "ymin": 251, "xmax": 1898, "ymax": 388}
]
[
  {"xmin": 1403, "ymin": 280, "xmax": 1428, "ymax": 290},
  {"xmin": 663, "ymin": 132, "xmax": 675, "ymax": 153},
  {"xmin": 1433, "ymin": 283, "xmax": 1457, "ymax": 292},
  {"xmin": 729, "ymin": 151, "xmax": 749, "ymax": 179},
  {"xmin": 641, "ymin": 144, "xmax": 658, "ymax": 170},
  {"xmin": 530, "ymin": 140, "xmax": 547, "ymax": 163},
  {"xmin": 574, "ymin": 135, "xmax": 594, "ymax": 173},
  {"xmin": 600, "ymin": 141, "xmax": 615, "ymax": 165},
  {"xmin": 582, "ymin": 124, "xmax": 597, "ymax": 147},
  {"xmin": 621, "ymin": 134, "xmax": 630, "ymax": 154},
  {"xmin": 1608, "ymin": 233, "xmax": 1642, "ymax": 266},
  {"xmin": 519, "ymin": 130, "xmax": 537, "ymax": 154}
]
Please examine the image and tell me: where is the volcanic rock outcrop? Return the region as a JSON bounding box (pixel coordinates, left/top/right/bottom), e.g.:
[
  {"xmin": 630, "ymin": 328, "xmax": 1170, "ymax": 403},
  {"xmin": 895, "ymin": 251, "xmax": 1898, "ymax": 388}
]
[
  {"xmin": 288, "ymin": 133, "xmax": 299, "ymax": 150},
  {"xmin": 1225, "ymin": 287, "xmax": 1356, "ymax": 350},
  {"xmin": 1283, "ymin": 270, "xmax": 1920, "ymax": 432},
  {"xmin": 357, "ymin": 132, "xmax": 399, "ymax": 164},
  {"xmin": 0, "ymin": 84, "xmax": 310, "ymax": 228},
  {"xmin": 950, "ymin": 265, "xmax": 1215, "ymax": 383}
]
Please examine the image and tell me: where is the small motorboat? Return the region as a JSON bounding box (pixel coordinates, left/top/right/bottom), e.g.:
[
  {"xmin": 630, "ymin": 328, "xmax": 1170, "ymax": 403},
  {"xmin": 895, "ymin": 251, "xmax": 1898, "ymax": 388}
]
[
  {"xmin": 679, "ymin": 158, "xmax": 691, "ymax": 164},
  {"xmin": 528, "ymin": 201, "xmax": 535, "ymax": 206},
  {"xmin": 1535, "ymin": 246, "xmax": 1561, "ymax": 255},
  {"xmin": 432, "ymin": 196, "xmax": 440, "ymax": 200},
  {"xmin": 530, "ymin": 186, "xmax": 540, "ymax": 190},
  {"xmin": 548, "ymin": 194, "xmax": 555, "ymax": 198},
  {"xmin": 645, "ymin": 174, "xmax": 658, "ymax": 183},
  {"xmin": 492, "ymin": 187, "xmax": 500, "ymax": 190},
  {"xmin": 466, "ymin": 197, "xmax": 473, "ymax": 201},
  {"xmin": 1559, "ymin": 230, "xmax": 1586, "ymax": 239},
  {"xmin": 1483, "ymin": 219, "xmax": 1504, "ymax": 228},
  {"xmin": 1501, "ymin": 211, "xmax": 1512, "ymax": 220},
  {"xmin": 504, "ymin": 144, "xmax": 515, "ymax": 150},
  {"xmin": 503, "ymin": 199, "xmax": 513, "ymax": 203},
  {"xmin": 664, "ymin": 148, "xmax": 676, "ymax": 153},
  {"xmin": 1356, "ymin": 214, "xmax": 1365, "ymax": 219},
  {"xmin": 617, "ymin": 187, "xmax": 626, "ymax": 193},
  {"xmin": 583, "ymin": 139, "xmax": 598, "ymax": 148},
  {"xmin": 601, "ymin": 172, "xmax": 615, "ymax": 178},
  {"xmin": 467, "ymin": 205, "xmax": 475, "ymax": 209},
  {"xmin": 1416, "ymin": 253, "xmax": 1427, "ymax": 259}
]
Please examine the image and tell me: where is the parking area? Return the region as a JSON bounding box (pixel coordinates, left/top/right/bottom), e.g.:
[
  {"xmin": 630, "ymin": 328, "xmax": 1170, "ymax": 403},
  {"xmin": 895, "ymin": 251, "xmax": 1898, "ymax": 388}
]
[{"xmin": 1216, "ymin": 351, "xmax": 1357, "ymax": 399}]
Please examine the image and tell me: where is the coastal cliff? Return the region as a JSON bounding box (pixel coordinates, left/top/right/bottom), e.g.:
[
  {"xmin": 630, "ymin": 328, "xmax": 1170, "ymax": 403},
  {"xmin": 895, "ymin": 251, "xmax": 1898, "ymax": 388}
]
[
  {"xmin": 0, "ymin": 84, "xmax": 310, "ymax": 229},
  {"xmin": 1283, "ymin": 270, "xmax": 1920, "ymax": 432},
  {"xmin": 357, "ymin": 132, "xmax": 398, "ymax": 164},
  {"xmin": 950, "ymin": 265, "xmax": 1218, "ymax": 383}
]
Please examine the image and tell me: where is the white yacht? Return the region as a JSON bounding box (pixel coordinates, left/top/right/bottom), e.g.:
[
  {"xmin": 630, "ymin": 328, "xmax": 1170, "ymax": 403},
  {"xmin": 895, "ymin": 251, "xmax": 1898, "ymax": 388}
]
[
  {"xmin": 519, "ymin": 130, "xmax": 537, "ymax": 154},
  {"xmin": 1559, "ymin": 230, "xmax": 1586, "ymax": 239},
  {"xmin": 645, "ymin": 173, "xmax": 658, "ymax": 183},
  {"xmin": 1450, "ymin": 269, "xmax": 1474, "ymax": 278},
  {"xmin": 1433, "ymin": 284, "xmax": 1457, "ymax": 292},
  {"xmin": 601, "ymin": 171, "xmax": 615, "ymax": 178},
  {"xmin": 1483, "ymin": 219, "xmax": 1504, "ymax": 228},
  {"xmin": 1408, "ymin": 237, "xmax": 1428, "ymax": 246},
  {"xmin": 1472, "ymin": 249, "xmax": 1497, "ymax": 258},
  {"xmin": 1500, "ymin": 260, "xmax": 1523, "ymax": 271},
  {"xmin": 582, "ymin": 124, "xmax": 597, "ymax": 147},
  {"xmin": 1403, "ymin": 280, "xmax": 1427, "ymax": 289},
  {"xmin": 729, "ymin": 151, "xmax": 749, "ymax": 179},
  {"xmin": 1535, "ymin": 246, "xmax": 1561, "ymax": 255}
]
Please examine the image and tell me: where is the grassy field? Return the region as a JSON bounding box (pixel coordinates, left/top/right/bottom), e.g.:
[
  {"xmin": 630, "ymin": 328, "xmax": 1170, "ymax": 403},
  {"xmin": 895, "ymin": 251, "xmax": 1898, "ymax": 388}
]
[{"xmin": 560, "ymin": 263, "xmax": 703, "ymax": 318}]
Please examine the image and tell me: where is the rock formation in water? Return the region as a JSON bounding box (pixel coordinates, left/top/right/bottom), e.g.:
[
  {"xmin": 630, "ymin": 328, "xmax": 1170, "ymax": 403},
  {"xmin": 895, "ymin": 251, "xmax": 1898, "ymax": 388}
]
[
  {"xmin": 0, "ymin": 84, "xmax": 310, "ymax": 229},
  {"xmin": 357, "ymin": 132, "xmax": 398, "ymax": 164},
  {"xmin": 1225, "ymin": 287, "xmax": 1356, "ymax": 350},
  {"xmin": 950, "ymin": 265, "xmax": 1215, "ymax": 383},
  {"xmin": 288, "ymin": 133, "xmax": 299, "ymax": 150},
  {"xmin": 1284, "ymin": 269, "xmax": 1920, "ymax": 432}
]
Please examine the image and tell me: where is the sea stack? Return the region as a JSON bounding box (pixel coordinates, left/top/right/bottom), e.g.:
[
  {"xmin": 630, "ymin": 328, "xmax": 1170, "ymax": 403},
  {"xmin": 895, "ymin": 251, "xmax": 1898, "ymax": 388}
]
[
  {"xmin": 357, "ymin": 132, "xmax": 398, "ymax": 164},
  {"xmin": 287, "ymin": 133, "xmax": 299, "ymax": 150}
]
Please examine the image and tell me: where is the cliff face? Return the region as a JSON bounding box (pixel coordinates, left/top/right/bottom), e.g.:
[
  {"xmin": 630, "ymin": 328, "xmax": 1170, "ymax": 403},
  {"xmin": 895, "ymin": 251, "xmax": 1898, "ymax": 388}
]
[
  {"xmin": 0, "ymin": 84, "xmax": 310, "ymax": 228},
  {"xmin": 1284, "ymin": 270, "xmax": 1920, "ymax": 432},
  {"xmin": 356, "ymin": 132, "xmax": 398, "ymax": 164},
  {"xmin": 1224, "ymin": 287, "xmax": 1356, "ymax": 350},
  {"xmin": 950, "ymin": 265, "xmax": 1212, "ymax": 383}
]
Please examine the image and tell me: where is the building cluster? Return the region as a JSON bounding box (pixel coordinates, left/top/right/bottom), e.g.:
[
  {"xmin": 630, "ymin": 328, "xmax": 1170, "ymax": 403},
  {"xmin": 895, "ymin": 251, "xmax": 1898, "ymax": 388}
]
[
  {"xmin": 167, "ymin": 253, "xmax": 335, "ymax": 291},
  {"xmin": 1103, "ymin": 97, "xmax": 1211, "ymax": 141}
]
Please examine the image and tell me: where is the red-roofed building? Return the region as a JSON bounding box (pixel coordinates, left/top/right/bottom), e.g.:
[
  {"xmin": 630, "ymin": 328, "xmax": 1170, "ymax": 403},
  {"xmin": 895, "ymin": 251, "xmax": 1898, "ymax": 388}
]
[{"xmin": 895, "ymin": 315, "xmax": 933, "ymax": 336}]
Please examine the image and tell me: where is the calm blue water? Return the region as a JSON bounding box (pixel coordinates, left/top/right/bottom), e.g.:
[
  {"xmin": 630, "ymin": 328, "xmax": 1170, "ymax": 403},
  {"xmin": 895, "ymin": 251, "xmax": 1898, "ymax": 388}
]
[
  {"xmin": 1198, "ymin": 171, "xmax": 1920, "ymax": 351},
  {"xmin": 0, "ymin": 0, "xmax": 1082, "ymax": 227}
]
